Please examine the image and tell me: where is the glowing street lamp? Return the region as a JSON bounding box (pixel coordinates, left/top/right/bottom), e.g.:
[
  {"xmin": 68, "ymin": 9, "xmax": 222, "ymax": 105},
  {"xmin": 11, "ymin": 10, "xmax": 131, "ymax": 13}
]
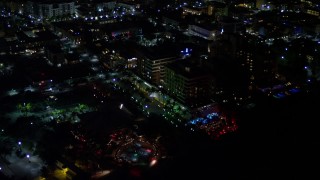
[
  {"xmin": 26, "ymin": 154, "xmax": 30, "ymax": 162},
  {"xmin": 150, "ymin": 159, "xmax": 157, "ymax": 167},
  {"xmin": 18, "ymin": 141, "xmax": 22, "ymax": 150}
]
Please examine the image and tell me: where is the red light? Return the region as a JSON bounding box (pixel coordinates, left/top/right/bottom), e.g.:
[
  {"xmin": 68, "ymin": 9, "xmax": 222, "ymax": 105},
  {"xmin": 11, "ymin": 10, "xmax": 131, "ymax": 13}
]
[
  {"xmin": 146, "ymin": 149, "xmax": 152, "ymax": 153},
  {"xmin": 130, "ymin": 168, "xmax": 141, "ymax": 177}
]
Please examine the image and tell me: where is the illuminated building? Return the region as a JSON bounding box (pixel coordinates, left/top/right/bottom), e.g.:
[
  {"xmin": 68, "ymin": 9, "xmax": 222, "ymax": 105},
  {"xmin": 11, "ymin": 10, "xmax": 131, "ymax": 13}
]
[
  {"xmin": 6, "ymin": 28, "xmax": 58, "ymax": 55},
  {"xmin": 182, "ymin": 2, "xmax": 227, "ymax": 18},
  {"xmin": 2, "ymin": 0, "xmax": 25, "ymax": 13},
  {"xmin": 306, "ymin": 8, "xmax": 320, "ymax": 17},
  {"xmin": 188, "ymin": 23, "xmax": 219, "ymax": 40},
  {"xmin": 117, "ymin": 1, "xmax": 139, "ymax": 14},
  {"xmin": 26, "ymin": 0, "xmax": 76, "ymax": 19},
  {"xmin": 50, "ymin": 21, "xmax": 90, "ymax": 45},
  {"xmin": 135, "ymin": 45, "xmax": 179, "ymax": 85},
  {"xmin": 182, "ymin": 6, "xmax": 207, "ymax": 16},
  {"xmin": 208, "ymin": 33, "xmax": 275, "ymax": 99},
  {"xmin": 164, "ymin": 60, "xmax": 213, "ymax": 107}
]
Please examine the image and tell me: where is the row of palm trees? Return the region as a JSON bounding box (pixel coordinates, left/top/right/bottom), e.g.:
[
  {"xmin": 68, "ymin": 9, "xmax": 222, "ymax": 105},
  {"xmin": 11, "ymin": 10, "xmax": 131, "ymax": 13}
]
[{"xmin": 17, "ymin": 102, "xmax": 32, "ymax": 116}]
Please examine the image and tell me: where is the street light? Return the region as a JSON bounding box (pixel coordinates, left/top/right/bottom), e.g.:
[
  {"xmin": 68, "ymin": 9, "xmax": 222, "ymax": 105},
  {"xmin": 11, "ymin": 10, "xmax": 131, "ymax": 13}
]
[
  {"xmin": 26, "ymin": 154, "xmax": 30, "ymax": 162},
  {"xmin": 18, "ymin": 141, "xmax": 22, "ymax": 151}
]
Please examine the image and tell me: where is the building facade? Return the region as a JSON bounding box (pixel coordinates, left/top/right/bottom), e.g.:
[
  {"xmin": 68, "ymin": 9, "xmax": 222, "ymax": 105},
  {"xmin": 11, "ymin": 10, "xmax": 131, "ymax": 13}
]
[
  {"xmin": 188, "ymin": 24, "xmax": 219, "ymax": 40},
  {"xmin": 26, "ymin": 0, "xmax": 75, "ymax": 19},
  {"xmin": 164, "ymin": 61, "xmax": 213, "ymax": 107},
  {"xmin": 134, "ymin": 45, "xmax": 179, "ymax": 85},
  {"xmin": 138, "ymin": 56, "xmax": 178, "ymax": 85}
]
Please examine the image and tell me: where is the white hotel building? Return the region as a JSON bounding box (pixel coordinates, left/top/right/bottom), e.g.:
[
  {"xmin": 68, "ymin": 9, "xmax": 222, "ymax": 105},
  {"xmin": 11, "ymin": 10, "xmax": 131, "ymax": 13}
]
[{"xmin": 26, "ymin": 0, "xmax": 76, "ymax": 19}]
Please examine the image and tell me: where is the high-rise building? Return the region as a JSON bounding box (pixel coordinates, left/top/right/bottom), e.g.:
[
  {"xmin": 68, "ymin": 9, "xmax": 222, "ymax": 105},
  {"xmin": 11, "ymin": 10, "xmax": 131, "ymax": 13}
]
[
  {"xmin": 26, "ymin": 0, "xmax": 76, "ymax": 19},
  {"xmin": 164, "ymin": 60, "xmax": 214, "ymax": 107},
  {"xmin": 2, "ymin": 0, "xmax": 25, "ymax": 13},
  {"xmin": 135, "ymin": 45, "xmax": 179, "ymax": 85}
]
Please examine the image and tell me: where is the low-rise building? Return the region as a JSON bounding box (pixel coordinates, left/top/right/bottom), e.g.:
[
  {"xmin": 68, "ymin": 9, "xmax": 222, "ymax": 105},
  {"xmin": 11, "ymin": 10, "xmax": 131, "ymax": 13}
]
[
  {"xmin": 45, "ymin": 44, "xmax": 66, "ymax": 65},
  {"xmin": 188, "ymin": 23, "xmax": 219, "ymax": 40}
]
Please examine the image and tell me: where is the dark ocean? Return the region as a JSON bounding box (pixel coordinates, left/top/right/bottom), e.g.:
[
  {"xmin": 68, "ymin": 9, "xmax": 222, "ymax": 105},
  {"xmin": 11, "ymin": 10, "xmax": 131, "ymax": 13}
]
[{"xmin": 105, "ymin": 89, "xmax": 320, "ymax": 180}]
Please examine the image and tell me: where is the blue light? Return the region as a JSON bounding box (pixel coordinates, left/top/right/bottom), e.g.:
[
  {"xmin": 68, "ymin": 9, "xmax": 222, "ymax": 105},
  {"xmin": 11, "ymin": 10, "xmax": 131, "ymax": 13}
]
[
  {"xmin": 189, "ymin": 117, "xmax": 205, "ymax": 125},
  {"xmin": 207, "ymin": 112, "xmax": 218, "ymax": 119},
  {"xmin": 289, "ymin": 88, "xmax": 300, "ymax": 94},
  {"xmin": 188, "ymin": 113, "xmax": 219, "ymax": 125}
]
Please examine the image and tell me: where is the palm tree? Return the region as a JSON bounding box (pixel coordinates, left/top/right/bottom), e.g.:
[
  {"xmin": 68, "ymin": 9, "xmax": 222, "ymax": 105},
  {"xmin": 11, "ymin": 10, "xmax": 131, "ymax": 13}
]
[
  {"xmin": 17, "ymin": 102, "xmax": 32, "ymax": 116},
  {"xmin": 25, "ymin": 103, "xmax": 32, "ymax": 115},
  {"xmin": 17, "ymin": 103, "xmax": 23, "ymax": 113},
  {"xmin": 76, "ymin": 103, "xmax": 88, "ymax": 113}
]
